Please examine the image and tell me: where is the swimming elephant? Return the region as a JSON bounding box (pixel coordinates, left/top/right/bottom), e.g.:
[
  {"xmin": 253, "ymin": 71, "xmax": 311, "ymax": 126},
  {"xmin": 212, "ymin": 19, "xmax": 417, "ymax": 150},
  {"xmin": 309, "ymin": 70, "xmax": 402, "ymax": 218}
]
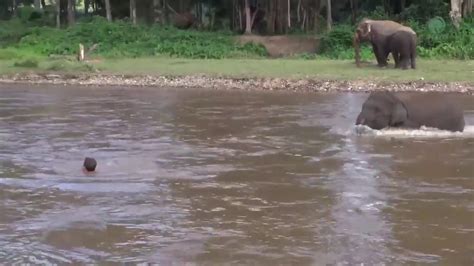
[
  {"xmin": 353, "ymin": 19, "xmax": 416, "ymax": 68},
  {"xmin": 387, "ymin": 30, "xmax": 417, "ymax": 69},
  {"xmin": 356, "ymin": 91, "xmax": 465, "ymax": 132}
]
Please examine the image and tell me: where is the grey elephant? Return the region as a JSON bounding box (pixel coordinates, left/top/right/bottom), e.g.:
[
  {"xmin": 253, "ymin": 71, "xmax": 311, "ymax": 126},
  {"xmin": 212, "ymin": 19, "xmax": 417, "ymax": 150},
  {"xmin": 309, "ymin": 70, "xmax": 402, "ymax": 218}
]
[
  {"xmin": 353, "ymin": 18, "xmax": 417, "ymax": 68},
  {"xmin": 356, "ymin": 91, "xmax": 465, "ymax": 132}
]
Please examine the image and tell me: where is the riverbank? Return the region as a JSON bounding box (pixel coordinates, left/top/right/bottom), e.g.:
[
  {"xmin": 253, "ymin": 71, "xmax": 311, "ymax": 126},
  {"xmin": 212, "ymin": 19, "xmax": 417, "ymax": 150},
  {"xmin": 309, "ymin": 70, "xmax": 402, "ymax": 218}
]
[{"xmin": 1, "ymin": 58, "xmax": 473, "ymax": 93}]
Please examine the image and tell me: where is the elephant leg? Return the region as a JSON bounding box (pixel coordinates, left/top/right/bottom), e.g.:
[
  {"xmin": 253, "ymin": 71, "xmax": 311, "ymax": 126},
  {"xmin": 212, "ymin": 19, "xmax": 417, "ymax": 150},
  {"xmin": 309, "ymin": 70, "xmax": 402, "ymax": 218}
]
[
  {"xmin": 392, "ymin": 51, "xmax": 400, "ymax": 68},
  {"xmin": 410, "ymin": 49, "xmax": 416, "ymax": 69},
  {"xmin": 374, "ymin": 45, "xmax": 388, "ymax": 67},
  {"xmin": 411, "ymin": 54, "xmax": 416, "ymax": 69},
  {"xmin": 400, "ymin": 55, "xmax": 409, "ymax": 70},
  {"xmin": 372, "ymin": 45, "xmax": 383, "ymax": 66}
]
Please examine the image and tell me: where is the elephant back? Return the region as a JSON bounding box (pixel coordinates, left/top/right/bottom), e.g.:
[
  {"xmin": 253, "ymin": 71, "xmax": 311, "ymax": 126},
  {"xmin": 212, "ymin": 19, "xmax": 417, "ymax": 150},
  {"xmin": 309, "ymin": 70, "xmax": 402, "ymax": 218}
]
[{"xmin": 367, "ymin": 20, "xmax": 415, "ymax": 37}]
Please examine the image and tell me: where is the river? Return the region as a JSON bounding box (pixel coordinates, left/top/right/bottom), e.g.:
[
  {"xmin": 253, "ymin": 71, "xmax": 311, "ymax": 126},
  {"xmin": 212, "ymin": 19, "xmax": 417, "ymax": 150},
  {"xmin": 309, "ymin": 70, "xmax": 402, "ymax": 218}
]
[{"xmin": 0, "ymin": 84, "xmax": 473, "ymax": 265}]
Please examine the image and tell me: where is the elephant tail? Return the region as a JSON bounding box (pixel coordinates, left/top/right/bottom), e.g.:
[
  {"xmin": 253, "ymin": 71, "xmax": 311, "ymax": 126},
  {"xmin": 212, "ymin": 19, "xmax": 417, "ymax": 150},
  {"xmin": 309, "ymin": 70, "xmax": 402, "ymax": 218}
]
[
  {"xmin": 353, "ymin": 33, "xmax": 361, "ymax": 67},
  {"xmin": 410, "ymin": 35, "xmax": 417, "ymax": 69}
]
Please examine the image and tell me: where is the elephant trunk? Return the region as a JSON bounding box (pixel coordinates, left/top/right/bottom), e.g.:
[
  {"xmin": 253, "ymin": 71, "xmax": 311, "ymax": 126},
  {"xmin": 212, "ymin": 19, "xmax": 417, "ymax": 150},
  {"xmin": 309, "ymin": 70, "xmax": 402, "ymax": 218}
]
[
  {"xmin": 353, "ymin": 33, "xmax": 361, "ymax": 67},
  {"xmin": 356, "ymin": 113, "xmax": 365, "ymax": 125}
]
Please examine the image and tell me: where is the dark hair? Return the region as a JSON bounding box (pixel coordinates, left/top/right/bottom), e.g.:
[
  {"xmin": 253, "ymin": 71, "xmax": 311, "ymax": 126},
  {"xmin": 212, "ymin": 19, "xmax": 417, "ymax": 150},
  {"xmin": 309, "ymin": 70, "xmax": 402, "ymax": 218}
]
[{"xmin": 83, "ymin": 157, "xmax": 97, "ymax": 172}]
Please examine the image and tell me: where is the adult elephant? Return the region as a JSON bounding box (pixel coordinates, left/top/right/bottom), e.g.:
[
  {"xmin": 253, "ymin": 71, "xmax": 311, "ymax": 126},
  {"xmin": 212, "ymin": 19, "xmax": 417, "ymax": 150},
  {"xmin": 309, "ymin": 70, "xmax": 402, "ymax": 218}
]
[
  {"xmin": 353, "ymin": 19, "xmax": 416, "ymax": 68},
  {"xmin": 355, "ymin": 91, "xmax": 465, "ymax": 132}
]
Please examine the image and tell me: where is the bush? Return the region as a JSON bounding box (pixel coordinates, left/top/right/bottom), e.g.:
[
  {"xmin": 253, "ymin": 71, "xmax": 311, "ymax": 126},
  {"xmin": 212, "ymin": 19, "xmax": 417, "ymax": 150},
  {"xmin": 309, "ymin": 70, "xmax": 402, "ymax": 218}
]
[
  {"xmin": 13, "ymin": 58, "xmax": 39, "ymax": 68},
  {"xmin": 8, "ymin": 16, "xmax": 267, "ymax": 59},
  {"xmin": 408, "ymin": 17, "xmax": 474, "ymax": 59},
  {"xmin": 0, "ymin": 19, "xmax": 32, "ymax": 47}
]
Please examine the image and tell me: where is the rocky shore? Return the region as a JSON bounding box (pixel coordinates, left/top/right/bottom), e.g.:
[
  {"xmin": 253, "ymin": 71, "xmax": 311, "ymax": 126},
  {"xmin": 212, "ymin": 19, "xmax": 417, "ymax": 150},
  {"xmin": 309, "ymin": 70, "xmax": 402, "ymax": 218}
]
[{"xmin": 0, "ymin": 73, "xmax": 473, "ymax": 93}]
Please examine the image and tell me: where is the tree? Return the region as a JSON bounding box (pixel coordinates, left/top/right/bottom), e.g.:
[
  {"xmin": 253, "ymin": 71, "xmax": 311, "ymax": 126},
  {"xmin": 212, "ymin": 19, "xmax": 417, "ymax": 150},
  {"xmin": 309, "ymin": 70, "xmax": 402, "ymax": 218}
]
[
  {"xmin": 244, "ymin": 0, "xmax": 252, "ymax": 34},
  {"xmin": 462, "ymin": 0, "xmax": 473, "ymax": 17},
  {"xmin": 105, "ymin": 0, "xmax": 112, "ymax": 21},
  {"xmin": 349, "ymin": 0, "xmax": 358, "ymax": 24},
  {"xmin": 287, "ymin": 0, "xmax": 291, "ymax": 29},
  {"xmin": 12, "ymin": 0, "xmax": 17, "ymax": 16},
  {"xmin": 326, "ymin": 0, "xmax": 332, "ymax": 31},
  {"xmin": 450, "ymin": 0, "xmax": 463, "ymax": 28},
  {"xmin": 130, "ymin": 0, "xmax": 137, "ymax": 24},
  {"xmin": 67, "ymin": 0, "xmax": 75, "ymax": 26},
  {"xmin": 56, "ymin": 0, "xmax": 60, "ymax": 28},
  {"xmin": 34, "ymin": 0, "xmax": 41, "ymax": 10}
]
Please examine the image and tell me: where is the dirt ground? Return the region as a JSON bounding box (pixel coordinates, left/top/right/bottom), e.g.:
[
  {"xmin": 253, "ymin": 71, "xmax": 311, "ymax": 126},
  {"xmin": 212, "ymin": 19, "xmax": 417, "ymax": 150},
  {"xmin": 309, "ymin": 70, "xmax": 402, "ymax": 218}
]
[{"xmin": 236, "ymin": 35, "xmax": 320, "ymax": 57}]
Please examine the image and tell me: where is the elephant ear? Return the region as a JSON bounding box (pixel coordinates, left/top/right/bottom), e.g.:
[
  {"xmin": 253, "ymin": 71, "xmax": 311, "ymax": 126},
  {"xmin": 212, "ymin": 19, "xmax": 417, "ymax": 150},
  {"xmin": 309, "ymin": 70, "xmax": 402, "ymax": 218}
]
[{"xmin": 390, "ymin": 101, "xmax": 408, "ymax": 127}]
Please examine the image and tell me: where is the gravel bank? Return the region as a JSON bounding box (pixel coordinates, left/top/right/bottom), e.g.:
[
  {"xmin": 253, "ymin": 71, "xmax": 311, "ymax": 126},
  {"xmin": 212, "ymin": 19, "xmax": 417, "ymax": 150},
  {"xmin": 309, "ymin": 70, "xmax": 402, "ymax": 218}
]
[{"xmin": 0, "ymin": 73, "xmax": 473, "ymax": 93}]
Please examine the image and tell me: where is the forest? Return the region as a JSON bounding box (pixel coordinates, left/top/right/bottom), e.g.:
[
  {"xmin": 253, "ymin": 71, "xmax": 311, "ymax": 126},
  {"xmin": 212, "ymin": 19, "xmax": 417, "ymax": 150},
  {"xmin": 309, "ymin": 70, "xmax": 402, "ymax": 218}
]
[{"xmin": 0, "ymin": 0, "xmax": 473, "ymax": 60}]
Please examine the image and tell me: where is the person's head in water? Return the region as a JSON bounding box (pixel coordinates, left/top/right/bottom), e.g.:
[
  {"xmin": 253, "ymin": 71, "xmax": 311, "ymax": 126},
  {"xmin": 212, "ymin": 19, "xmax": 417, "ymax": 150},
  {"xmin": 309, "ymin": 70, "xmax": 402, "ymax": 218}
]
[{"xmin": 83, "ymin": 157, "xmax": 97, "ymax": 172}]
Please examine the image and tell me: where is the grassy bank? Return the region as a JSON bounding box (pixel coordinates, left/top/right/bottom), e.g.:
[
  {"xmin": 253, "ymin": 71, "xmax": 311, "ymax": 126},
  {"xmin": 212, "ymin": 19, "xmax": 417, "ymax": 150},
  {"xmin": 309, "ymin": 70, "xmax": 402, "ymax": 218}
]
[
  {"xmin": 1, "ymin": 16, "xmax": 473, "ymax": 61},
  {"xmin": 1, "ymin": 57, "xmax": 473, "ymax": 83}
]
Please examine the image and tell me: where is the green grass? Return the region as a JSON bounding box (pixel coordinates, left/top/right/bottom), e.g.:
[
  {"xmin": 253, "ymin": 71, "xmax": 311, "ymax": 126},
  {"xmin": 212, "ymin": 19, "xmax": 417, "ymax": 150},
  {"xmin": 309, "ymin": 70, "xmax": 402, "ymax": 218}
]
[
  {"xmin": 99, "ymin": 58, "xmax": 474, "ymax": 82},
  {"xmin": 1, "ymin": 57, "xmax": 473, "ymax": 83}
]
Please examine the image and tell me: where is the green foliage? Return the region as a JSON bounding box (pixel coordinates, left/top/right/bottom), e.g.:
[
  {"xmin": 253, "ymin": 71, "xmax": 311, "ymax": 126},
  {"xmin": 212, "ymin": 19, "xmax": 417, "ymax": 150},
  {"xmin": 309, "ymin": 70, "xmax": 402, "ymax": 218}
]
[
  {"xmin": 427, "ymin": 17, "xmax": 446, "ymax": 34},
  {"xmin": 5, "ymin": 16, "xmax": 267, "ymax": 59},
  {"xmin": 408, "ymin": 17, "xmax": 474, "ymax": 59},
  {"xmin": 0, "ymin": 19, "xmax": 33, "ymax": 47},
  {"xmin": 358, "ymin": 6, "xmax": 390, "ymax": 20},
  {"xmin": 320, "ymin": 24, "xmax": 354, "ymax": 53},
  {"xmin": 13, "ymin": 58, "xmax": 39, "ymax": 68},
  {"xmin": 17, "ymin": 6, "xmax": 42, "ymax": 23},
  {"xmin": 319, "ymin": 23, "xmax": 373, "ymax": 60},
  {"xmin": 399, "ymin": 1, "xmax": 449, "ymax": 23}
]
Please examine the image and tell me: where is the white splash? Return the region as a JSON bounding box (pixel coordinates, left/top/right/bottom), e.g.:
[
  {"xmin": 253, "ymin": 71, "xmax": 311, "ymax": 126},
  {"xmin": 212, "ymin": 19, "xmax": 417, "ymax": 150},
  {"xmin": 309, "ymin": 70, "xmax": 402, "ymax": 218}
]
[{"xmin": 353, "ymin": 125, "xmax": 474, "ymax": 139}]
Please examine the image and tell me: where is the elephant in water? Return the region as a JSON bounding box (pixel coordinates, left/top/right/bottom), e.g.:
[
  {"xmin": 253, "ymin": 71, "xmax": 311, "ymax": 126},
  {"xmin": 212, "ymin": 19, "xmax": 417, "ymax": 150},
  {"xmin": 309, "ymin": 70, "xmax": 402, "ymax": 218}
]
[
  {"xmin": 356, "ymin": 91, "xmax": 465, "ymax": 132},
  {"xmin": 353, "ymin": 18, "xmax": 416, "ymax": 68}
]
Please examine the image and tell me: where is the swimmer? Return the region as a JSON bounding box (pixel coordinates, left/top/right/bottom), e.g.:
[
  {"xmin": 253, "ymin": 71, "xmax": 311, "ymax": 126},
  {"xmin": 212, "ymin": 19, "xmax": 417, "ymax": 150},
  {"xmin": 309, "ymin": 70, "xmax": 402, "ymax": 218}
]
[{"xmin": 83, "ymin": 157, "xmax": 97, "ymax": 173}]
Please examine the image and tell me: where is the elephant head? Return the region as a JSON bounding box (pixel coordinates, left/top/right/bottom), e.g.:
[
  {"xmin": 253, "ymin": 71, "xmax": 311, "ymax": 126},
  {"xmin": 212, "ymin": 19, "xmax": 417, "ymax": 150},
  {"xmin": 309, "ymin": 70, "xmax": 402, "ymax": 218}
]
[
  {"xmin": 353, "ymin": 19, "xmax": 416, "ymax": 67},
  {"xmin": 356, "ymin": 91, "xmax": 408, "ymax": 130}
]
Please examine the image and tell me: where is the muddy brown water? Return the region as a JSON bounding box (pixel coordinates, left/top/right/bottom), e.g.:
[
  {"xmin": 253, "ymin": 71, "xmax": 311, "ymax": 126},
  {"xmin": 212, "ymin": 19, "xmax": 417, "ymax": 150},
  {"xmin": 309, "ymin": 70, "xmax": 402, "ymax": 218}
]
[{"xmin": 0, "ymin": 84, "xmax": 473, "ymax": 265}]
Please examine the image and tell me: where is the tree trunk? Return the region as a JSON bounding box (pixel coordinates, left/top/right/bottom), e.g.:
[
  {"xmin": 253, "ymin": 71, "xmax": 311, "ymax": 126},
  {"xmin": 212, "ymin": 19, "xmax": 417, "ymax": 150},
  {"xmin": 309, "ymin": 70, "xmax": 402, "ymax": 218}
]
[
  {"xmin": 152, "ymin": 0, "xmax": 160, "ymax": 23},
  {"xmin": 267, "ymin": 0, "xmax": 275, "ymax": 34},
  {"xmin": 163, "ymin": 0, "xmax": 169, "ymax": 24},
  {"xmin": 462, "ymin": 0, "xmax": 473, "ymax": 17},
  {"xmin": 56, "ymin": 0, "xmax": 60, "ymax": 28},
  {"xmin": 12, "ymin": 0, "xmax": 17, "ymax": 16},
  {"xmin": 314, "ymin": 0, "xmax": 321, "ymax": 32},
  {"xmin": 401, "ymin": 0, "xmax": 406, "ymax": 12},
  {"xmin": 67, "ymin": 0, "xmax": 75, "ymax": 26},
  {"xmin": 105, "ymin": 0, "xmax": 112, "ymax": 21},
  {"xmin": 301, "ymin": 9, "xmax": 306, "ymax": 30},
  {"xmin": 287, "ymin": 0, "xmax": 291, "ymax": 29},
  {"xmin": 326, "ymin": 0, "xmax": 332, "ymax": 31},
  {"xmin": 350, "ymin": 0, "xmax": 358, "ymax": 24},
  {"xmin": 450, "ymin": 0, "xmax": 463, "ymax": 28},
  {"xmin": 84, "ymin": 0, "xmax": 89, "ymax": 15},
  {"xmin": 297, "ymin": 0, "xmax": 301, "ymax": 24},
  {"xmin": 130, "ymin": 0, "xmax": 137, "ymax": 24},
  {"xmin": 383, "ymin": 0, "xmax": 391, "ymax": 15},
  {"xmin": 244, "ymin": 0, "xmax": 252, "ymax": 34},
  {"xmin": 41, "ymin": 0, "xmax": 46, "ymax": 8},
  {"xmin": 34, "ymin": 0, "xmax": 41, "ymax": 10}
]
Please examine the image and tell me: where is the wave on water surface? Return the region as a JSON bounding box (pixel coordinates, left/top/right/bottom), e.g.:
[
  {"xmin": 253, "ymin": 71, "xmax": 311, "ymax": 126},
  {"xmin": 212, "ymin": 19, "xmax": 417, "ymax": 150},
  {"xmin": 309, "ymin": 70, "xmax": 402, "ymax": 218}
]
[{"xmin": 353, "ymin": 125, "xmax": 474, "ymax": 139}]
